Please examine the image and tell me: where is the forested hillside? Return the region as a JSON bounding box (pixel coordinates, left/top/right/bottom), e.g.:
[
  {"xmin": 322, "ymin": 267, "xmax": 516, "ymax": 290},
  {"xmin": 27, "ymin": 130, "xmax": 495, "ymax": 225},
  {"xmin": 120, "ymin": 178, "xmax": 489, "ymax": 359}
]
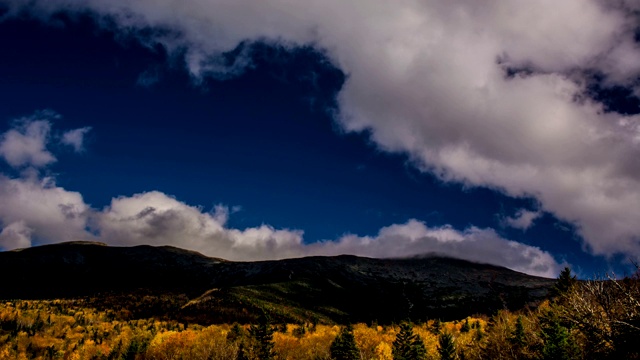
[
  {"xmin": 0, "ymin": 242, "xmax": 554, "ymax": 323},
  {"xmin": 1, "ymin": 243, "xmax": 638, "ymax": 359},
  {"xmin": 0, "ymin": 267, "xmax": 638, "ymax": 359}
]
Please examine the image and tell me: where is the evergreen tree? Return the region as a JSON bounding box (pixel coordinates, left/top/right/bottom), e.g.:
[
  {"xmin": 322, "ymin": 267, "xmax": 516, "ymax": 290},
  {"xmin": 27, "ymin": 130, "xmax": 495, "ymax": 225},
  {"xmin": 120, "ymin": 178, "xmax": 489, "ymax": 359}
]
[
  {"xmin": 540, "ymin": 312, "xmax": 579, "ymax": 360},
  {"xmin": 227, "ymin": 323, "xmax": 245, "ymax": 343},
  {"xmin": 509, "ymin": 316, "xmax": 526, "ymax": 347},
  {"xmin": 438, "ymin": 332, "xmax": 457, "ymax": 360},
  {"xmin": 124, "ymin": 337, "xmax": 149, "ymax": 360},
  {"xmin": 330, "ymin": 324, "xmax": 359, "ymax": 360},
  {"xmin": 249, "ymin": 313, "xmax": 275, "ymax": 360},
  {"xmin": 392, "ymin": 322, "xmax": 427, "ymax": 360},
  {"xmin": 550, "ymin": 267, "xmax": 577, "ymax": 298}
]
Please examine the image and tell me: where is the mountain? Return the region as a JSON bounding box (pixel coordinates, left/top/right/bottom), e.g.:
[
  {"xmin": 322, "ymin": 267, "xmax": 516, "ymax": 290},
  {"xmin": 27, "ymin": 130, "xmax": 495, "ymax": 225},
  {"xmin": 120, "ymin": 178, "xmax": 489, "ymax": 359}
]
[{"xmin": 0, "ymin": 242, "xmax": 555, "ymax": 324}]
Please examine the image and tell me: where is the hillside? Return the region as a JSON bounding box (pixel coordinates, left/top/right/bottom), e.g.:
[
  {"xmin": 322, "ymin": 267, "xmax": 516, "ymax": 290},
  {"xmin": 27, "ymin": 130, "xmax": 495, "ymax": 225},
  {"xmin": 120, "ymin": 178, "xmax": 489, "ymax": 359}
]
[{"xmin": 0, "ymin": 242, "xmax": 555, "ymax": 324}]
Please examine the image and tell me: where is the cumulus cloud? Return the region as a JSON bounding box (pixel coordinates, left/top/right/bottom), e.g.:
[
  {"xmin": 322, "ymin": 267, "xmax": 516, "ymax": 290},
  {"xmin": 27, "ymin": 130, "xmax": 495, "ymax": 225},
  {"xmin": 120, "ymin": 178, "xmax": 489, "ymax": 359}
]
[
  {"xmin": 95, "ymin": 192, "xmax": 561, "ymax": 276},
  {"xmin": 3, "ymin": 0, "xmax": 640, "ymax": 259},
  {"xmin": 61, "ymin": 127, "xmax": 92, "ymax": 152},
  {"xmin": 309, "ymin": 220, "xmax": 562, "ymax": 278},
  {"xmin": 0, "ymin": 171, "xmax": 562, "ymax": 276},
  {"xmin": 93, "ymin": 193, "xmax": 566, "ymax": 277},
  {"xmin": 0, "ymin": 114, "xmax": 97, "ymax": 247},
  {"xmin": 501, "ymin": 209, "xmax": 542, "ymax": 231},
  {"xmin": 0, "ymin": 221, "xmax": 33, "ymax": 250},
  {"xmin": 0, "ymin": 111, "xmax": 90, "ymax": 165},
  {"xmin": 0, "ymin": 175, "xmax": 91, "ymax": 246},
  {"xmin": 93, "ymin": 191, "xmax": 306, "ymax": 261},
  {"xmin": 0, "ymin": 113, "xmax": 56, "ymax": 168},
  {"xmin": 0, "ymin": 121, "xmax": 563, "ymax": 277}
]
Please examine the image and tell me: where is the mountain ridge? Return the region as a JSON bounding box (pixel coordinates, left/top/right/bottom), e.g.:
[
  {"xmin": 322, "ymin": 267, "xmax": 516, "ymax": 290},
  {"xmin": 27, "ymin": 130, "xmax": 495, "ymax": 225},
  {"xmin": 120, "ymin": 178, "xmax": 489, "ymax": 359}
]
[{"xmin": 0, "ymin": 242, "xmax": 556, "ymax": 324}]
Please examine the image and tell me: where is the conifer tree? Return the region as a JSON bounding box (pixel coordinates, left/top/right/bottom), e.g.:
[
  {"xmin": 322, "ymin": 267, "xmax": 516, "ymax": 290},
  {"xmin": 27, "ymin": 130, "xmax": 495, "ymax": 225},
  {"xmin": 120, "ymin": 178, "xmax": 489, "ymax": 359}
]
[
  {"xmin": 330, "ymin": 324, "xmax": 359, "ymax": 360},
  {"xmin": 540, "ymin": 312, "xmax": 579, "ymax": 360},
  {"xmin": 227, "ymin": 323, "xmax": 244, "ymax": 343},
  {"xmin": 249, "ymin": 313, "xmax": 275, "ymax": 360},
  {"xmin": 550, "ymin": 267, "xmax": 576, "ymax": 298},
  {"xmin": 438, "ymin": 331, "xmax": 457, "ymax": 360},
  {"xmin": 510, "ymin": 316, "xmax": 526, "ymax": 347},
  {"xmin": 392, "ymin": 322, "xmax": 427, "ymax": 360}
]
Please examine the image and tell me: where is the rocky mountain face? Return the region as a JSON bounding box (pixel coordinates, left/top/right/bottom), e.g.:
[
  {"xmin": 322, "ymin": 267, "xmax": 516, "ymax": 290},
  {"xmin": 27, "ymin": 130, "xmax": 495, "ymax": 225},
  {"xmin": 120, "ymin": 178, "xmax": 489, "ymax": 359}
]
[{"xmin": 0, "ymin": 242, "xmax": 555, "ymax": 324}]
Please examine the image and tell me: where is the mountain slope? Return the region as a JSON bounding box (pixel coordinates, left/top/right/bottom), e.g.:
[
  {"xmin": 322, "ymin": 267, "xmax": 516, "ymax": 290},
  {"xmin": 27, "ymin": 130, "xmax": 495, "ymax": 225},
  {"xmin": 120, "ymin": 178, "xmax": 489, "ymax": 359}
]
[{"xmin": 0, "ymin": 242, "xmax": 555, "ymax": 323}]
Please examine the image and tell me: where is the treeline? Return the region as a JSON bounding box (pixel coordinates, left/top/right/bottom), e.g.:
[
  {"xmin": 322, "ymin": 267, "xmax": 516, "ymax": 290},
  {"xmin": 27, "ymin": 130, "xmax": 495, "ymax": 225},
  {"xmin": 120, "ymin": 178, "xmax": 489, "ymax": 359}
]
[{"xmin": 0, "ymin": 266, "xmax": 638, "ymax": 359}]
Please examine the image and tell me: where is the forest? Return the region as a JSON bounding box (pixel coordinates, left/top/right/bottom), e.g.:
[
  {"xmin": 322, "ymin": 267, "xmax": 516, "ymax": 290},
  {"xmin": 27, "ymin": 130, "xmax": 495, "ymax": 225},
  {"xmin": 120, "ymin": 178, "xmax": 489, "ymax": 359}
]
[{"xmin": 0, "ymin": 267, "xmax": 638, "ymax": 360}]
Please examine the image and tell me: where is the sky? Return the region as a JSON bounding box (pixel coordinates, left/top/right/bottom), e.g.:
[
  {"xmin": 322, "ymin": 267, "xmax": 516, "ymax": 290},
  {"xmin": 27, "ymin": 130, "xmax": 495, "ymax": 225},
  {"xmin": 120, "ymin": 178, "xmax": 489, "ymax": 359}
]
[{"xmin": 1, "ymin": 0, "xmax": 640, "ymax": 278}]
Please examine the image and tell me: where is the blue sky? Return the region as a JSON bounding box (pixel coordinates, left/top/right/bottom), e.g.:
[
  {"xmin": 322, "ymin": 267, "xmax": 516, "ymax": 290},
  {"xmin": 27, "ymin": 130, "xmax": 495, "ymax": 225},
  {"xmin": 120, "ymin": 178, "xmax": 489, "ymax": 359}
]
[{"xmin": 1, "ymin": 1, "xmax": 640, "ymax": 278}]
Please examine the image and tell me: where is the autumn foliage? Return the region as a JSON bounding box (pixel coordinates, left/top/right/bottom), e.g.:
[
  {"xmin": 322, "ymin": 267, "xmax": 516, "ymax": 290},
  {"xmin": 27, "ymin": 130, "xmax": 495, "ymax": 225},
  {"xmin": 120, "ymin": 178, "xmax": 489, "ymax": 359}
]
[
  {"xmin": 0, "ymin": 300, "xmax": 486, "ymax": 360},
  {"xmin": 0, "ymin": 266, "xmax": 638, "ymax": 359}
]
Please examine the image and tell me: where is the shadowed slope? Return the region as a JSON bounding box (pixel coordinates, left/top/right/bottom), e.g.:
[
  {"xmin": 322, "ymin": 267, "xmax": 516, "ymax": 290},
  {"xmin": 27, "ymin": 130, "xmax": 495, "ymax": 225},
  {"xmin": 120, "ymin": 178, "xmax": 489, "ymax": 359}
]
[{"xmin": 0, "ymin": 242, "xmax": 555, "ymax": 323}]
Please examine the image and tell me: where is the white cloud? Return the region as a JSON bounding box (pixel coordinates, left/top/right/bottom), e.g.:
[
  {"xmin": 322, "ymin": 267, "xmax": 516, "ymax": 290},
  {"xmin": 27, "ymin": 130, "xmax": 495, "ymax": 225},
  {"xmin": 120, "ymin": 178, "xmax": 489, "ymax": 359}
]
[
  {"xmin": 0, "ymin": 111, "xmax": 91, "ymax": 166},
  {"xmin": 4, "ymin": 0, "xmax": 640, "ymax": 260},
  {"xmin": 308, "ymin": 220, "xmax": 562, "ymax": 278},
  {"xmin": 94, "ymin": 191, "xmax": 307, "ymax": 261},
  {"xmin": 0, "ymin": 114, "xmax": 56, "ymax": 168},
  {"xmin": 0, "ymin": 221, "xmax": 33, "ymax": 250},
  {"xmin": 94, "ymin": 191, "xmax": 564, "ymax": 276},
  {"xmin": 0, "ymin": 175, "xmax": 91, "ymax": 247},
  {"xmin": 8, "ymin": 1, "xmax": 640, "ymax": 271},
  {"xmin": 0, "ymin": 109, "xmax": 562, "ymax": 277},
  {"xmin": 501, "ymin": 209, "xmax": 542, "ymax": 231},
  {"xmin": 61, "ymin": 126, "xmax": 92, "ymax": 152},
  {"xmin": 0, "ymin": 173, "xmax": 562, "ymax": 276}
]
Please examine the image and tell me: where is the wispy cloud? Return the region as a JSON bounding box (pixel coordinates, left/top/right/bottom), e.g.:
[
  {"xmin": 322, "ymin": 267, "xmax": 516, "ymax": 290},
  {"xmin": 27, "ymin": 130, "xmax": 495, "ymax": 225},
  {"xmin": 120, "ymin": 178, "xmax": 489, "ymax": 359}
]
[
  {"xmin": 500, "ymin": 209, "xmax": 542, "ymax": 231},
  {"xmin": 61, "ymin": 126, "xmax": 92, "ymax": 152},
  {"xmin": 136, "ymin": 66, "xmax": 162, "ymax": 87}
]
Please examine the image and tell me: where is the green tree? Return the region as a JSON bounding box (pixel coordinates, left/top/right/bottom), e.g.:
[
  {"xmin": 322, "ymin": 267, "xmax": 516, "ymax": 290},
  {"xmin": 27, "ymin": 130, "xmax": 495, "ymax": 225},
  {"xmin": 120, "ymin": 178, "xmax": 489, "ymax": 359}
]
[
  {"xmin": 330, "ymin": 324, "xmax": 359, "ymax": 360},
  {"xmin": 249, "ymin": 313, "xmax": 275, "ymax": 360},
  {"xmin": 227, "ymin": 323, "xmax": 245, "ymax": 343},
  {"xmin": 438, "ymin": 332, "xmax": 457, "ymax": 360},
  {"xmin": 393, "ymin": 322, "xmax": 427, "ymax": 360},
  {"xmin": 124, "ymin": 337, "xmax": 148, "ymax": 360},
  {"xmin": 509, "ymin": 316, "xmax": 526, "ymax": 347},
  {"xmin": 550, "ymin": 267, "xmax": 577, "ymax": 298},
  {"xmin": 540, "ymin": 312, "xmax": 579, "ymax": 360}
]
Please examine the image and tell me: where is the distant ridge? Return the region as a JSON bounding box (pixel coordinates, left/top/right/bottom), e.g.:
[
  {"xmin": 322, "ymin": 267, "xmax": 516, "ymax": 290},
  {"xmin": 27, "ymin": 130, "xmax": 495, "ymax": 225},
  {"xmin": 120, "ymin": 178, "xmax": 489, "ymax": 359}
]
[
  {"xmin": 9, "ymin": 240, "xmax": 108, "ymax": 251},
  {"xmin": 0, "ymin": 242, "xmax": 555, "ymax": 324}
]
